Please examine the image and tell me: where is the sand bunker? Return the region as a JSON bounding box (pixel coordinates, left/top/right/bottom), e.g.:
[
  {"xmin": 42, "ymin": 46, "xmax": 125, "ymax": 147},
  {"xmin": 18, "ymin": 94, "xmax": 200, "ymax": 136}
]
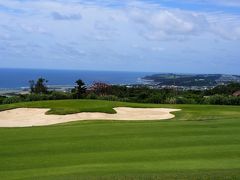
[{"xmin": 0, "ymin": 107, "xmax": 180, "ymax": 127}]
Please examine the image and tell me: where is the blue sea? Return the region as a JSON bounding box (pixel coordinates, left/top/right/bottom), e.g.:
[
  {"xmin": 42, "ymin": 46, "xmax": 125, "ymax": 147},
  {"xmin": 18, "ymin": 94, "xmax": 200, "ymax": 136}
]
[{"xmin": 0, "ymin": 68, "xmax": 152, "ymax": 89}]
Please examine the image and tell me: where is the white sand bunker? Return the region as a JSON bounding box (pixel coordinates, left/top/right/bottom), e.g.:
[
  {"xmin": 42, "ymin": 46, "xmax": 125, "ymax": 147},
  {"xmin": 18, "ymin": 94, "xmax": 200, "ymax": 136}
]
[{"xmin": 0, "ymin": 107, "xmax": 181, "ymax": 127}]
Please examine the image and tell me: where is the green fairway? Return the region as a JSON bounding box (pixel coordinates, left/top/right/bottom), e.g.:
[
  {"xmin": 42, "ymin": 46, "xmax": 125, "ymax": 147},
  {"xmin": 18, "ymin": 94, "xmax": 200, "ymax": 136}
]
[{"xmin": 0, "ymin": 100, "xmax": 240, "ymax": 179}]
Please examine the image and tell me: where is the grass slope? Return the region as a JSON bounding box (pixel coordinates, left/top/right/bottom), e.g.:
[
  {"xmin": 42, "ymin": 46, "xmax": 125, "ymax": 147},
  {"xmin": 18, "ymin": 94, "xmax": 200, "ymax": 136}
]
[{"xmin": 0, "ymin": 100, "xmax": 240, "ymax": 179}]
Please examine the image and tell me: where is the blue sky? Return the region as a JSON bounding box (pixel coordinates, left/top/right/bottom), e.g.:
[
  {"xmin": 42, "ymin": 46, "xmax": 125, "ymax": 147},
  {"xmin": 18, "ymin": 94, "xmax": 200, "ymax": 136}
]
[{"xmin": 0, "ymin": 0, "xmax": 240, "ymax": 74}]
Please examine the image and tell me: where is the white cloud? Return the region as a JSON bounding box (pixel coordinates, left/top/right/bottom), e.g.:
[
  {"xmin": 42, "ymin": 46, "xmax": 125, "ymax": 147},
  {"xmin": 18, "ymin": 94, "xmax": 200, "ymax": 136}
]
[
  {"xmin": 0, "ymin": 0, "xmax": 239, "ymax": 73},
  {"xmin": 151, "ymin": 47, "xmax": 165, "ymax": 52},
  {"xmin": 128, "ymin": 7, "xmax": 209, "ymax": 40},
  {"xmin": 0, "ymin": 0, "xmax": 239, "ymax": 40},
  {"xmin": 19, "ymin": 24, "xmax": 48, "ymax": 34},
  {"xmin": 206, "ymin": 12, "xmax": 240, "ymax": 40},
  {"xmin": 200, "ymin": 0, "xmax": 240, "ymax": 7},
  {"xmin": 51, "ymin": 12, "xmax": 82, "ymax": 20},
  {"xmin": 165, "ymin": 0, "xmax": 240, "ymax": 7}
]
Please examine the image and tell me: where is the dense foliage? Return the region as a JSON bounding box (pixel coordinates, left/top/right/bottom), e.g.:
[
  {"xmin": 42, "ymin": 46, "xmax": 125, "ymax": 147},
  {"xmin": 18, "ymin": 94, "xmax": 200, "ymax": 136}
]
[
  {"xmin": 1, "ymin": 79, "xmax": 240, "ymax": 105},
  {"xmin": 205, "ymin": 83, "xmax": 240, "ymax": 95},
  {"xmin": 143, "ymin": 73, "xmax": 240, "ymax": 87},
  {"xmin": 29, "ymin": 78, "xmax": 48, "ymax": 94},
  {"xmin": 0, "ymin": 96, "xmax": 6, "ymax": 104},
  {"xmin": 72, "ymin": 79, "xmax": 87, "ymax": 99}
]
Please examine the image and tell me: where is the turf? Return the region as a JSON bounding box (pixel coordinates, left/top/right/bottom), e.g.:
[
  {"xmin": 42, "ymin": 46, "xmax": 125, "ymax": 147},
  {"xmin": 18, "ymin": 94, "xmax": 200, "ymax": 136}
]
[{"xmin": 0, "ymin": 100, "xmax": 240, "ymax": 179}]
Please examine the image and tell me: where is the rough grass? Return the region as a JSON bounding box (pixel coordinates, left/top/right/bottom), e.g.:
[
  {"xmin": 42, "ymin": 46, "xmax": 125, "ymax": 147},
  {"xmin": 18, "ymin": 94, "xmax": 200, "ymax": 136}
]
[{"xmin": 0, "ymin": 100, "xmax": 240, "ymax": 179}]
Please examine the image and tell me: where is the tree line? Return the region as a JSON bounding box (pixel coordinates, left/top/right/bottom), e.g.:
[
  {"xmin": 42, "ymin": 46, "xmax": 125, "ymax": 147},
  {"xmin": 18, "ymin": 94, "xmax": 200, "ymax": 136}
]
[{"xmin": 1, "ymin": 78, "xmax": 240, "ymax": 105}]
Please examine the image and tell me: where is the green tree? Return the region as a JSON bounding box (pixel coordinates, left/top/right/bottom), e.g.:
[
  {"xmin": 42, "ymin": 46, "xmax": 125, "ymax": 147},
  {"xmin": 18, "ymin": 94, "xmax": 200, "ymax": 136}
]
[
  {"xmin": 29, "ymin": 78, "xmax": 48, "ymax": 94},
  {"xmin": 74, "ymin": 79, "xmax": 86, "ymax": 99},
  {"xmin": 29, "ymin": 80, "xmax": 35, "ymax": 93}
]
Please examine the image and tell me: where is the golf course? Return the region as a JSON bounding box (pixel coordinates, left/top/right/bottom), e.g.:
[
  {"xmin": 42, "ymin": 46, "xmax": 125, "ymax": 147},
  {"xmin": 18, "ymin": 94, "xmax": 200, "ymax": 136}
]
[{"xmin": 0, "ymin": 99, "xmax": 240, "ymax": 179}]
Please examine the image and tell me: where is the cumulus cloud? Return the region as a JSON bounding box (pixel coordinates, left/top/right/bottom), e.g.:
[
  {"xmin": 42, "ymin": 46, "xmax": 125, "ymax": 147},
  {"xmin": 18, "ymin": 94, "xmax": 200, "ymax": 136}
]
[
  {"xmin": 128, "ymin": 8, "xmax": 209, "ymax": 40},
  {"xmin": 0, "ymin": 0, "xmax": 239, "ymax": 73},
  {"xmin": 0, "ymin": 0, "xmax": 239, "ymax": 40}
]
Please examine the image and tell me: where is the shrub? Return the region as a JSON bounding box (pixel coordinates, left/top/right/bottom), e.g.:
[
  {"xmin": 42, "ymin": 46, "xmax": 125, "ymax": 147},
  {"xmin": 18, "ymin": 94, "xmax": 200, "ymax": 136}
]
[
  {"xmin": 137, "ymin": 92, "xmax": 149, "ymax": 101},
  {"xmin": 50, "ymin": 91, "xmax": 72, "ymax": 100},
  {"xmin": 165, "ymin": 97, "xmax": 177, "ymax": 104},
  {"xmin": 0, "ymin": 96, "xmax": 6, "ymax": 104},
  {"xmin": 86, "ymin": 93, "xmax": 98, "ymax": 99},
  {"xmin": 25, "ymin": 94, "xmax": 50, "ymax": 102},
  {"xmin": 176, "ymin": 97, "xmax": 196, "ymax": 104},
  {"xmin": 98, "ymin": 95, "xmax": 119, "ymax": 101},
  {"xmin": 227, "ymin": 96, "xmax": 240, "ymax": 105},
  {"xmin": 146, "ymin": 94, "xmax": 164, "ymax": 104},
  {"xmin": 118, "ymin": 97, "xmax": 130, "ymax": 102},
  {"xmin": 203, "ymin": 95, "xmax": 240, "ymax": 105},
  {"xmin": 2, "ymin": 96, "xmax": 23, "ymax": 104}
]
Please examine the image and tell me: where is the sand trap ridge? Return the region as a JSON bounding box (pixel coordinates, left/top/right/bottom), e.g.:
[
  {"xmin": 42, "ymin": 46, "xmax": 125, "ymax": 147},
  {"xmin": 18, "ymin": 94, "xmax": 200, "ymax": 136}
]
[{"xmin": 0, "ymin": 107, "xmax": 181, "ymax": 127}]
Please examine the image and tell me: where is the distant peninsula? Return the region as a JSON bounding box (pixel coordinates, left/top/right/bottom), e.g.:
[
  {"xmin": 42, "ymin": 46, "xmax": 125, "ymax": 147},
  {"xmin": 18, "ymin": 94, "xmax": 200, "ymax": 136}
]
[{"xmin": 142, "ymin": 73, "xmax": 240, "ymax": 88}]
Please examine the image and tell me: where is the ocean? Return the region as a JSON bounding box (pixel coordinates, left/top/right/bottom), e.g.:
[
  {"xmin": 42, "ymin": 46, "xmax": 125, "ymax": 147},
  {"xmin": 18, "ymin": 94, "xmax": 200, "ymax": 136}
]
[{"xmin": 0, "ymin": 68, "xmax": 152, "ymax": 89}]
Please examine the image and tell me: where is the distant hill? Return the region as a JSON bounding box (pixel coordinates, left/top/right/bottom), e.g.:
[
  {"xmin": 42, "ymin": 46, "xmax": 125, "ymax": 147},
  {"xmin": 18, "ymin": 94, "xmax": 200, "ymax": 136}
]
[{"xmin": 142, "ymin": 73, "xmax": 240, "ymax": 87}]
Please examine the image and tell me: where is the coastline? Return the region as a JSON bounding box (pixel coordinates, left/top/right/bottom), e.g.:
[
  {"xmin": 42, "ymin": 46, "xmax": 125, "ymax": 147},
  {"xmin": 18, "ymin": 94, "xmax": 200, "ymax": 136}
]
[{"xmin": 0, "ymin": 68, "xmax": 150, "ymax": 91}]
